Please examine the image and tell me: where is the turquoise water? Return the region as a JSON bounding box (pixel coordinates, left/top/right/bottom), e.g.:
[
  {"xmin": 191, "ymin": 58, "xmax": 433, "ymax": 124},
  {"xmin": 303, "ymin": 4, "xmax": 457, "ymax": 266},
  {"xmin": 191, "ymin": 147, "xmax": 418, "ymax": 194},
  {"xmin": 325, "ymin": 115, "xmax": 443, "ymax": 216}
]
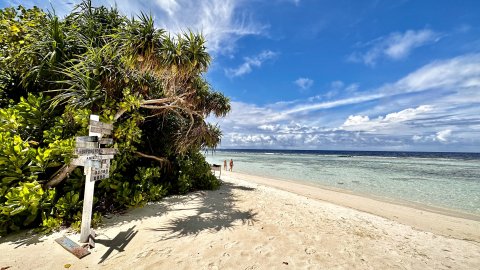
[{"xmin": 205, "ymin": 150, "xmax": 480, "ymax": 215}]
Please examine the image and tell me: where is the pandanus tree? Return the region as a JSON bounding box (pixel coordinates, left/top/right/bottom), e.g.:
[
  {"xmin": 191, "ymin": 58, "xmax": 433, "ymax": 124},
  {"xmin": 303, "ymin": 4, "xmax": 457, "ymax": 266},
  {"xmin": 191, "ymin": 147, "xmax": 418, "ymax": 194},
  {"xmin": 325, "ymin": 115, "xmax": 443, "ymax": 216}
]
[{"xmin": 0, "ymin": 0, "xmax": 229, "ymax": 234}]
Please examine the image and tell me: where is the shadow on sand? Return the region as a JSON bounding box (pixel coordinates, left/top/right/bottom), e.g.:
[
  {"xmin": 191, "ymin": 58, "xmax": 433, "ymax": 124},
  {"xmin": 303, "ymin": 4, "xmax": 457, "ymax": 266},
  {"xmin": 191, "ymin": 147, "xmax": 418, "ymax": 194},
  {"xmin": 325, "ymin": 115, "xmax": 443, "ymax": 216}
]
[
  {"xmin": 6, "ymin": 234, "xmax": 45, "ymax": 249},
  {"xmin": 148, "ymin": 181, "xmax": 258, "ymax": 240},
  {"xmin": 1, "ymin": 180, "xmax": 258, "ymax": 251},
  {"xmin": 96, "ymin": 225, "xmax": 138, "ymax": 264}
]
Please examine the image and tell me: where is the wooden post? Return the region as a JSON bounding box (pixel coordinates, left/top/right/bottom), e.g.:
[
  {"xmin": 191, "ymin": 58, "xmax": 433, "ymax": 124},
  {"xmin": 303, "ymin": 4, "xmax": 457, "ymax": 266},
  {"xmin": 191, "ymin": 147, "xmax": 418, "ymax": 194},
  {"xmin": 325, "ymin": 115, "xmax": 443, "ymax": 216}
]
[
  {"xmin": 79, "ymin": 115, "xmax": 100, "ymax": 243},
  {"xmin": 79, "ymin": 166, "xmax": 94, "ymax": 243}
]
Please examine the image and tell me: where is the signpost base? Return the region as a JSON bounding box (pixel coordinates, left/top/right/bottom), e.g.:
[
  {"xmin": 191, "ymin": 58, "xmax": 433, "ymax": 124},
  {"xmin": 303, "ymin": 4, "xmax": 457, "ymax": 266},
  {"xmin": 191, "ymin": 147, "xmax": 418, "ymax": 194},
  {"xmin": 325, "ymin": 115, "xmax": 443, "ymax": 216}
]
[{"xmin": 55, "ymin": 236, "xmax": 91, "ymax": 259}]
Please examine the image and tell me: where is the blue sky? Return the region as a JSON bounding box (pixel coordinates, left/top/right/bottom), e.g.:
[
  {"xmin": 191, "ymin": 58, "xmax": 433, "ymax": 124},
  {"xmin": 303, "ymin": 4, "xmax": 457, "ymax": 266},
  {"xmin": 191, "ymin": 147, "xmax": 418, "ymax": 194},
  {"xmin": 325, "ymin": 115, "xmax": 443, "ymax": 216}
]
[{"xmin": 4, "ymin": 0, "xmax": 480, "ymax": 152}]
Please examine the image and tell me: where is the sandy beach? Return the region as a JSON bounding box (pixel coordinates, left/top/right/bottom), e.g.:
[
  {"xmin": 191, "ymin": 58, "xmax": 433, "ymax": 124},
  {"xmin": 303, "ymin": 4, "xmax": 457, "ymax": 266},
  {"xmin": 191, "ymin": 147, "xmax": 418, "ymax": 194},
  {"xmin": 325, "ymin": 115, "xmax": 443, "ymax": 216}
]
[{"xmin": 1, "ymin": 171, "xmax": 479, "ymax": 269}]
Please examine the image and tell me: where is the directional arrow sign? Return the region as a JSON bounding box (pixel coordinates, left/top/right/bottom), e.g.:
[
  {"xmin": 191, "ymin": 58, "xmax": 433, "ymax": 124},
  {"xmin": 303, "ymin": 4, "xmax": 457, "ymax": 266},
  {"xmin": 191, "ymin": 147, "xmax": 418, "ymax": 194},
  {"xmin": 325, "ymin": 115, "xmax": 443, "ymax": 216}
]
[
  {"xmin": 76, "ymin": 136, "xmax": 98, "ymax": 142},
  {"xmin": 71, "ymin": 155, "xmax": 114, "ymax": 166},
  {"xmin": 89, "ymin": 120, "xmax": 113, "ymax": 130},
  {"xmin": 76, "ymin": 141, "xmax": 99, "ymax": 148},
  {"xmin": 75, "ymin": 148, "xmax": 118, "ymax": 155},
  {"xmin": 99, "ymin": 138, "xmax": 113, "ymax": 145},
  {"xmin": 89, "ymin": 126, "xmax": 112, "ymax": 135}
]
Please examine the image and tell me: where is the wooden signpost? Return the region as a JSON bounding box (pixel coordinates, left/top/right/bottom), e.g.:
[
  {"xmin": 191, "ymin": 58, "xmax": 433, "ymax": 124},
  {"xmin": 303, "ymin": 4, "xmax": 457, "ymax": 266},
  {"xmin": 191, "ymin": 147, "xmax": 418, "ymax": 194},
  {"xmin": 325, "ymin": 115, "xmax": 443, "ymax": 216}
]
[{"xmin": 75, "ymin": 115, "xmax": 117, "ymax": 243}]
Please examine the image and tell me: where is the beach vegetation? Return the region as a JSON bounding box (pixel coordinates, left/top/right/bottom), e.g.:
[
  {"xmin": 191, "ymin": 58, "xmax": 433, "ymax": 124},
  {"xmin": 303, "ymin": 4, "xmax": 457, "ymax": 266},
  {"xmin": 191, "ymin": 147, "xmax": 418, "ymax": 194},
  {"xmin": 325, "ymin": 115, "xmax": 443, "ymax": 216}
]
[{"xmin": 0, "ymin": 0, "xmax": 229, "ymax": 235}]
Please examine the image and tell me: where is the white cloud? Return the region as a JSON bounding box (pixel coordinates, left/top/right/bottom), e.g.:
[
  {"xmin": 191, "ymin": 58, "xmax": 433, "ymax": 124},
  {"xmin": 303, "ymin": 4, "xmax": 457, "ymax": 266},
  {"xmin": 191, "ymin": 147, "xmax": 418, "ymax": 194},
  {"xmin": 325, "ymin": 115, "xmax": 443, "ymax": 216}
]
[
  {"xmin": 139, "ymin": 0, "xmax": 266, "ymax": 55},
  {"xmin": 394, "ymin": 54, "xmax": 480, "ymax": 91},
  {"xmin": 412, "ymin": 135, "xmax": 423, "ymax": 141},
  {"xmin": 282, "ymin": 54, "xmax": 480, "ymax": 118},
  {"xmin": 258, "ymin": 124, "xmax": 280, "ymax": 131},
  {"xmin": 436, "ymin": 129, "xmax": 452, "ymax": 142},
  {"xmin": 225, "ymin": 50, "xmax": 277, "ymax": 77},
  {"xmin": 210, "ymin": 54, "xmax": 480, "ymax": 151},
  {"xmin": 308, "ymin": 81, "xmax": 359, "ymax": 101},
  {"xmin": 154, "ymin": 0, "xmax": 180, "ymax": 16},
  {"xmin": 19, "ymin": 0, "xmax": 265, "ymax": 56},
  {"xmin": 342, "ymin": 115, "xmax": 370, "ymax": 128},
  {"xmin": 384, "ymin": 30, "xmax": 441, "ymax": 59},
  {"xmin": 348, "ymin": 29, "xmax": 442, "ymax": 66},
  {"xmin": 294, "ymin": 77, "xmax": 314, "ymax": 90},
  {"xmin": 340, "ymin": 105, "xmax": 434, "ymax": 132}
]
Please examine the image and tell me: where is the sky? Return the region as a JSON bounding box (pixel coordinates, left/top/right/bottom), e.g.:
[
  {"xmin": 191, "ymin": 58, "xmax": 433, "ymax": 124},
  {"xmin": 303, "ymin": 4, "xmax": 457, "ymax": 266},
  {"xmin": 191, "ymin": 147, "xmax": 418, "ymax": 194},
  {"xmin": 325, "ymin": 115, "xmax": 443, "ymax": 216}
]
[{"xmin": 3, "ymin": 0, "xmax": 480, "ymax": 152}]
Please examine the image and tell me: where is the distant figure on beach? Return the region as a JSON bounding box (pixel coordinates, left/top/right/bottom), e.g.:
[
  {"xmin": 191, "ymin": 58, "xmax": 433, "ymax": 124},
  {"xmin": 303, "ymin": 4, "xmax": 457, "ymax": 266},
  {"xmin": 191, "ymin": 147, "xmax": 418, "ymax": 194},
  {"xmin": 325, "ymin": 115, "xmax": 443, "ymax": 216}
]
[
  {"xmin": 224, "ymin": 160, "xmax": 227, "ymax": 171},
  {"xmin": 229, "ymin": 159, "xmax": 234, "ymax": 172}
]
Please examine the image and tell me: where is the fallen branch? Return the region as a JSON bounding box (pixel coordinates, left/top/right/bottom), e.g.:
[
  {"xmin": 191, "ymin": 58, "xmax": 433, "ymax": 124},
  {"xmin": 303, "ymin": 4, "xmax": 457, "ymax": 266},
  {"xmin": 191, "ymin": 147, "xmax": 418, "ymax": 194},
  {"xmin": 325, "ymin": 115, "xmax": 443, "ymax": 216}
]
[{"xmin": 45, "ymin": 164, "xmax": 78, "ymax": 187}]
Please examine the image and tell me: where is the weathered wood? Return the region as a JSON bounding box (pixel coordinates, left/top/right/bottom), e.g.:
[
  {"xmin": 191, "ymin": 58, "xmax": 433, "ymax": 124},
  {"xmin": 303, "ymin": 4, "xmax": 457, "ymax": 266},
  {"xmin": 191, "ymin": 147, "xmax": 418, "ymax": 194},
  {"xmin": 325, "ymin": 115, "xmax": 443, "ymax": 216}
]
[
  {"xmin": 92, "ymin": 166, "xmax": 109, "ymax": 175},
  {"xmin": 55, "ymin": 236, "xmax": 91, "ymax": 258},
  {"xmin": 75, "ymin": 148, "xmax": 118, "ymax": 155},
  {"xmin": 91, "ymin": 162, "xmax": 110, "ymax": 181},
  {"xmin": 89, "ymin": 126, "xmax": 112, "ymax": 135},
  {"xmin": 78, "ymin": 114, "xmax": 117, "ymax": 243},
  {"xmin": 76, "ymin": 136, "xmax": 98, "ymax": 142},
  {"xmin": 89, "ymin": 119, "xmax": 113, "ymax": 130},
  {"xmin": 88, "ymin": 230, "xmax": 96, "ymax": 249},
  {"xmin": 84, "ymin": 159, "xmax": 101, "ymax": 168},
  {"xmin": 80, "ymin": 166, "xmax": 94, "ymax": 243},
  {"xmin": 99, "ymin": 138, "xmax": 113, "ymax": 145},
  {"xmin": 75, "ymin": 141, "xmax": 99, "ymax": 149},
  {"xmin": 89, "ymin": 115, "xmax": 103, "ymax": 140},
  {"xmin": 91, "ymin": 174, "xmax": 109, "ymax": 181},
  {"xmin": 70, "ymin": 155, "xmax": 114, "ymax": 166}
]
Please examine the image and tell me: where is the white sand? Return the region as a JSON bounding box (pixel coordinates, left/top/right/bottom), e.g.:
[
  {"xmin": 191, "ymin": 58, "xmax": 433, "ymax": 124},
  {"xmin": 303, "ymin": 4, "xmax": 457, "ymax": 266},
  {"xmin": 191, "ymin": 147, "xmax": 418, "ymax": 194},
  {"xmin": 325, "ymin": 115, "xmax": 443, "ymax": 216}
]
[{"xmin": 1, "ymin": 171, "xmax": 479, "ymax": 269}]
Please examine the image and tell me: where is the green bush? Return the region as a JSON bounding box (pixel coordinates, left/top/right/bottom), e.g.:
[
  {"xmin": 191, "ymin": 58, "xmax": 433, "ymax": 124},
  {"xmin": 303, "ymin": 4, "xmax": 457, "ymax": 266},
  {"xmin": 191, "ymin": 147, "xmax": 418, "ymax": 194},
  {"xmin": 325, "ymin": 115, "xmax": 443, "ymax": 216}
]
[{"xmin": 175, "ymin": 151, "xmax": 221, "ymax": 194}]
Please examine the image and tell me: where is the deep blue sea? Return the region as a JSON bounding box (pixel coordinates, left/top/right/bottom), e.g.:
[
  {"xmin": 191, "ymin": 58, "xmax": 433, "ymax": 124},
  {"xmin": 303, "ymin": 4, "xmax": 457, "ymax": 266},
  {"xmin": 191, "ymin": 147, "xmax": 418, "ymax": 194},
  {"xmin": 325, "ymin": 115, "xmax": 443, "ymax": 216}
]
[{"xmin": 204, "ymin": 149, "xmax": 480, "ymax": 216}]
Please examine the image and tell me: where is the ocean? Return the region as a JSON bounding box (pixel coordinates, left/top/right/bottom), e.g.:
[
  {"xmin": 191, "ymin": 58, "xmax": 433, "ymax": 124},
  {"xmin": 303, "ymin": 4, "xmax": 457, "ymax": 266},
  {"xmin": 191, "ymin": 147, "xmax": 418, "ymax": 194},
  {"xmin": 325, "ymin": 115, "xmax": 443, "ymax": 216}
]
[{"xmin": 204, "ymin": 149, "xmax": 480, "ymax": 216}]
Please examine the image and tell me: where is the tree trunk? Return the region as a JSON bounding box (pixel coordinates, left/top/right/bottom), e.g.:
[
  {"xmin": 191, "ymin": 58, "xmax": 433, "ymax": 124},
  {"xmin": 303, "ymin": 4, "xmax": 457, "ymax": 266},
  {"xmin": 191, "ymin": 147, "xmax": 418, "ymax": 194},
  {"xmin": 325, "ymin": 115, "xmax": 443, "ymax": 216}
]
[{"xmin": 45, "ymin": 164, "xmax": 77, "ymax": 187}]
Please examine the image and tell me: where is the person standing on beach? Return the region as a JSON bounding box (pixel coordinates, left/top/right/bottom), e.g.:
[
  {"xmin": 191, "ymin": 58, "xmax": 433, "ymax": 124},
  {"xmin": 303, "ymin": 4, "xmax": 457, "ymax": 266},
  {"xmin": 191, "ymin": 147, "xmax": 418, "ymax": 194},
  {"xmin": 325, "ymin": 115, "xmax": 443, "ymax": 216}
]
[
  {"xmin": 224, "ymin": 160, "xmax": 227, "ymax": 171},
  {"xmin": 229, "ymin": 159, "xmax": 234, "ymax": 172}
]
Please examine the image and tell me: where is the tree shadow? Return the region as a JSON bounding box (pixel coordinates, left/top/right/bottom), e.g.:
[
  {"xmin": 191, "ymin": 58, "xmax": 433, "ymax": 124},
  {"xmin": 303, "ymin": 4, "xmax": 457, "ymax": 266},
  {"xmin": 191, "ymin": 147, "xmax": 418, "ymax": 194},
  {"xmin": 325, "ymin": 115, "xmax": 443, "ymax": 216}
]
[
  {"xmin": 96, "ymin": 225, "xmax": 138, "ymax": 264},
  {"xmin": 0, "ymin": 181, "xmax": 256, "ymax": 249},
  {"xmin": 5, "ymin": 233, "xmax": 46, "ymax": 249},
  {"xmin": 101, "ymin": 201, "xmax": 171, "ymax": 227},
  {"xmin": 148, "ymin": 182, "xmax": 258, "ymax": 240}
]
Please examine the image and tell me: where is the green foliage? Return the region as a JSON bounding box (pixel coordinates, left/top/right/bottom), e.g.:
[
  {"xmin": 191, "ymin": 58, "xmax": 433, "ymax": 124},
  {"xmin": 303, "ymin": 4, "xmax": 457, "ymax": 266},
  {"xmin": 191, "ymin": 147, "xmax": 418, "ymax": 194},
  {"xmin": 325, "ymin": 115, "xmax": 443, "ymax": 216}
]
[
  {"xmin": 0, "ymin": 132, "xmax": 37, "ymax": 186},
  {"xmin": 0, "ymin": 0, "xmax": 229, "ymax": 236},
  {"xmin": 55, "ymin": 191, "xmax": 82, "ymax": 218},
  {"xmin": 0, "ymin": 6, "xmax": 48, "ymax": 101},
  {"xmin": 41, "ymin": 214, "xmax": 63, "ymax": 233},
  {"xmin": 175, "ymin": 151, "xmax": 221, "ymax": 194},
  {"xmin": 1, "ymin": 181, "xmax": 44, "ymax": 229}
]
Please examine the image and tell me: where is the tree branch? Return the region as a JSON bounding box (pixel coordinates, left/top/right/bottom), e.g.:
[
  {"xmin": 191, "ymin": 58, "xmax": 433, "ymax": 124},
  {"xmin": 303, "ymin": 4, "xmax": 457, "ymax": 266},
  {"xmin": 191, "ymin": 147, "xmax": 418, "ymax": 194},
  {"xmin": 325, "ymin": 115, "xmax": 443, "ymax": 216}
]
[
  {"xmin": 114, "ymin": 95, "xmax": 189, "ymax": 121},
  {"xmin": 135, "ymin": 151, "xmax": 170, "ymax": 165},
  {"xmin": 45, "ymin": 164, "xmax": 78, "ymax": 188}
]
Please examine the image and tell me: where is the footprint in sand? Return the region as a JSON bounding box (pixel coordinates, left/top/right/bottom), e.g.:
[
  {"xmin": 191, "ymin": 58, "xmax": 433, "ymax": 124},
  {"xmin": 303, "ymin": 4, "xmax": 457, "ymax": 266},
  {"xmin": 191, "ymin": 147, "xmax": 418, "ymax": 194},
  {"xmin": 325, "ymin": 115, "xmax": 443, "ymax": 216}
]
[
  {"xmin": 136, "ymin": 247, "xmax": 173, "ymax": 259},
  {"xmin": 224, "ymin": 241, "xmax": 239, "ymax": 249},
  {"xmin": 208, "ymin": 262, "xmax": 219, "ymax": 270},
  {"xmin": 136, "ymin": 249, "xmax": 156, "ymax": 259},
  {"xmin": 305, "ymin": 247, "xmax": 317, "ymax": 255}
]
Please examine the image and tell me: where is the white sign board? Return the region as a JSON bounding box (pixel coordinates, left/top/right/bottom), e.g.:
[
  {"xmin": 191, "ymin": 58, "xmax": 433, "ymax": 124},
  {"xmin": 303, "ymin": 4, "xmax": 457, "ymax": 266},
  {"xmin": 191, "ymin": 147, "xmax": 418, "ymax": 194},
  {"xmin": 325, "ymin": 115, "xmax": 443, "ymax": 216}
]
[{"xmin": 77, "ymin": 115, "xmax": 117, "ymax": 243}]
